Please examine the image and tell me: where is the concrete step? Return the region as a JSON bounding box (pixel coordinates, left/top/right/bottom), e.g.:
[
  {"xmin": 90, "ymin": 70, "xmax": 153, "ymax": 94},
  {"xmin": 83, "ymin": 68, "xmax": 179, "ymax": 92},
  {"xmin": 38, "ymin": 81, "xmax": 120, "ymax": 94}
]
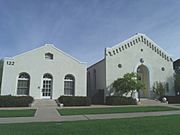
[
  {"xmin": 138, "ymin": 98, "xmax": 163, "ymax": 105},
  {"xmin": 32, "ymin": 99, "xmax": 58, "ymax": 108}
]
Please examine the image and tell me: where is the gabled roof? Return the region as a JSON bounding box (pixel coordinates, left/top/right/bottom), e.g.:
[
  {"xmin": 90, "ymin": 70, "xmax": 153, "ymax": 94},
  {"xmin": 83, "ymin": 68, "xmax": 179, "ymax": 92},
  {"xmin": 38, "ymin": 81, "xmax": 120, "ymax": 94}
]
[
  {"xmin": 105, "ymin": 33, "xmax": 173, "ymax": 62},
  {"xmin": 5, "ymin": 44, "xmax": 86, "ymax": 64},
  {"xmin": 87, "ymin": 58, "xmax": 105, "ymax": 70}
]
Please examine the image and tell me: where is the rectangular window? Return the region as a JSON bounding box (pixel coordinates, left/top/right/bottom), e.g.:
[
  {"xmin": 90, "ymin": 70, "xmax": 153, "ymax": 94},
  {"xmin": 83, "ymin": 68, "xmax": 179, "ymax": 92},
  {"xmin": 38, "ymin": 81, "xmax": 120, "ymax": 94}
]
[
  {"xmin": 45, "ymin": 53, "xmax": 53, "ymax": 60},
  {"xmin": 17, "ymin": 80, "xmax": 29, "ymax": 95},
  {"xmin": 64, "ymin": 81, "xmax": 74, "ymax": 95}
]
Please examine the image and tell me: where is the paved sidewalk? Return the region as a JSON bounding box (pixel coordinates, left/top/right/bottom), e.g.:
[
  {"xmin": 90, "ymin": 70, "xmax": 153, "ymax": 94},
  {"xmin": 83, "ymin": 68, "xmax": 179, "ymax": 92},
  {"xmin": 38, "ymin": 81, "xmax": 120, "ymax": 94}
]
[
  {"xmin": 60, "ymin": 110, "xmax": 180, "ymax": 121},
  {"xmin": 0, "ymin": 104, "xmax": 180, "ymax": 124},
  {"xmin": 35, "ymin": 107, "xmax": 60, "ymax": 120}
]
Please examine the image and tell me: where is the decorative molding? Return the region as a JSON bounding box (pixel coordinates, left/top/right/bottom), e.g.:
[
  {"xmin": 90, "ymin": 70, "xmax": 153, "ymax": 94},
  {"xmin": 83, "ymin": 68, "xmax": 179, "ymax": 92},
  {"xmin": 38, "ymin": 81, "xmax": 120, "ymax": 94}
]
[{"xmin": 106, "ymin": 34, "xmax": 172, "ymax": 62}]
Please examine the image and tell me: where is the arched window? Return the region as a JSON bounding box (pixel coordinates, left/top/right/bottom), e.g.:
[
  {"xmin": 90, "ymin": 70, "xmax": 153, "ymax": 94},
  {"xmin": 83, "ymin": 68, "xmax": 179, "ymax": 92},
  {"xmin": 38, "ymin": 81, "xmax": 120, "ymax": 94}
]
[
  {"xmin": 45, "ymin": 52, "xmax": 53, "ymax": 60},
  {"xmin": 17, "ymin": 73, "xmax": 30, "ymax": 95},
  {"xmin": 43, "ymin": 73, "xmax": 53, "ymax": 79},
  {"xmin": 64, "ymin": 74, "xmax": 75, "ymax": 96}
]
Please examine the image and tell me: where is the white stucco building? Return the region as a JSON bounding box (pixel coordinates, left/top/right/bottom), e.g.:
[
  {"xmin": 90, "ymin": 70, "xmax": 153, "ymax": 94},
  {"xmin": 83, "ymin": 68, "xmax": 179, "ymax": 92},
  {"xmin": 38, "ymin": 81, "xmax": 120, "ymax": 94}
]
[
  {"xmin": 87, "ymin": 33, "xmax": 175, "ymax": 103},
  {"xmin": 1, "ymin": 44, "xmax": 87, "ymax": 99}
]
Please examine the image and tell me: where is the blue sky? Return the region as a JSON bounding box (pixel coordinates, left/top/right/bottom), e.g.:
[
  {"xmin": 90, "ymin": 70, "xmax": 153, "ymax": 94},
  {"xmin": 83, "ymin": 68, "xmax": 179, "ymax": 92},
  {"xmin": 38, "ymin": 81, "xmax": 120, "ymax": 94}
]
[{"xmin": 0, "ymin": 0, "xmax": 180, "ymax": 65}]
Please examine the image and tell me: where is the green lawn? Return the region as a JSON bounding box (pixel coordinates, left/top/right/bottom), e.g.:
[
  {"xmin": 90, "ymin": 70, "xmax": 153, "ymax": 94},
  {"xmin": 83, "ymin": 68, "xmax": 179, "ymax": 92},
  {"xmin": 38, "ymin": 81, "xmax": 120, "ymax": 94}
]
[
  {"xmin": 58, "ymin": 106, "xmax": 179, "ymax": 115},
  {"xmin": 0, "ymin": 109, "xmax": 36, "ymax": 117},
  {"xmin": 1, "ymin": 115, "xmax": 180, "ymax": 135}
]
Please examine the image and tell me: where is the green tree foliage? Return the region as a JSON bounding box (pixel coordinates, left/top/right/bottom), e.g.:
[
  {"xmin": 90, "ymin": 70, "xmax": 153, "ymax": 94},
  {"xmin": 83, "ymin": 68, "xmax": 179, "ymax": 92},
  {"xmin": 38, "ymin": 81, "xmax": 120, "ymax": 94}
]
[
  {"xmin": 175, "ymin": 73, "xmax": 180, "ymax": 95},
  {"xmin": 112, "ymin": 72, "xmax": 144, "ymax": 96},
  {"xmin": 152, "ymin": 81, "xmax": 166, "ymax": 98}
]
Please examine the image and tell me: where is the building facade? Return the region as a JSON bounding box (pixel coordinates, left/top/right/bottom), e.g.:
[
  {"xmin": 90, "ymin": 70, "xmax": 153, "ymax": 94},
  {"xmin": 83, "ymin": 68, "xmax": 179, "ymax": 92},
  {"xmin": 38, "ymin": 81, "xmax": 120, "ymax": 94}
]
[
  {"xmin": 174, "ymin": 59, "xmax": 180, "ymax": 73},
  {"xmin": 88, "ymin": 33, "xmax": 175, "ymax": 103},
  {"xmin": 1, "ymin": 44, "xmax": 87, "ymax": 99}
]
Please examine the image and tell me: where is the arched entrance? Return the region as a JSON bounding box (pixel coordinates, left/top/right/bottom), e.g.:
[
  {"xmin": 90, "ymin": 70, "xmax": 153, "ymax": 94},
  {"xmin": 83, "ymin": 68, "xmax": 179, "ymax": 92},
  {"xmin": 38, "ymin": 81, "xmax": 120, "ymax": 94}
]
[{"xmin": 137, "ymin": 65, "xmax": 150, "ymax": 98}]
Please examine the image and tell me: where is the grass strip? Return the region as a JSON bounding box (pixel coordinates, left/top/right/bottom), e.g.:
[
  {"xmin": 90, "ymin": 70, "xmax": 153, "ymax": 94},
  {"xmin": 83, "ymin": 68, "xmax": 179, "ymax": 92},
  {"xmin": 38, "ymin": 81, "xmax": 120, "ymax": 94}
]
[
  {"xmin": 1, "ymin": 115, "xmax": 180, "ymax": 135},
  {"xmin": 0, "ymin": 109, "xmax": 36, "ymax": 117},
  {"xmin": 58, "ymin": 106, "xmax": 179, "ymax": 115}
]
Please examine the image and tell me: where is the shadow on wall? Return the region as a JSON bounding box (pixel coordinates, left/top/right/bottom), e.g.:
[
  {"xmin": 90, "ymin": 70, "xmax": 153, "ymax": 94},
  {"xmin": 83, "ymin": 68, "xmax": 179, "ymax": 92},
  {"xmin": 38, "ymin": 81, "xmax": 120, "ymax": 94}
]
[
  {"xmin": 91, "ymin": 89, "xmax": 104, "ymax": 105},
  {"xmin": 166, "ymin": 76, "xmax": 175, "ymax": 96},
  {"xmin": 89, "ymin": 84, "xmax": 113, "ymax": 105}
]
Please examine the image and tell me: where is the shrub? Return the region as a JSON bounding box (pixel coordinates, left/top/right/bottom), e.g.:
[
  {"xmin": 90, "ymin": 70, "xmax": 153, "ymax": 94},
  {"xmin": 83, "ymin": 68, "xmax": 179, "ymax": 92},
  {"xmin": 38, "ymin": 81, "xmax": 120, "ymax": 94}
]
[
  {"xmin": 0, "ymin": 95, "xmax": 34, "ymax": 107},
  {"xmin": 58, "ymin": 96, "xmax": 91, "ymax": 106},
  {"xmin": 112, "ymin": 72, "xmax": 144, "ymax": 96},
  {"xmin": 152, "ymin": 81, "xmax": 166, "ymax": 98},
  {"xmin": 106, "ymin": 96, "xmax": 137, "ymax": 105},
  {"xmin": 165, "ymin": 96, "xmax": 180, "ymax": 104}
]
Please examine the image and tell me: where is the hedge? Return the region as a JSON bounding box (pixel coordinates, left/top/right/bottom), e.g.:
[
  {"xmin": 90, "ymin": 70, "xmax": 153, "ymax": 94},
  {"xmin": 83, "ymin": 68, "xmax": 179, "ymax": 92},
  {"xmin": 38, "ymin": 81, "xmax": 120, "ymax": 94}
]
[
  {"xmin": 165, "ymin": 96, "xmax": 180, "ymax": 104},
  {"xmin": 58, "ymin": 96, "xmax": 91, "ymax": 106},
  {"xmin": 0, "ymin": 96, "xmax": 34, "ymax": 107},
  {"xmin": 106, "ymin": 96, "xmax": 137, "ymax": 105}
]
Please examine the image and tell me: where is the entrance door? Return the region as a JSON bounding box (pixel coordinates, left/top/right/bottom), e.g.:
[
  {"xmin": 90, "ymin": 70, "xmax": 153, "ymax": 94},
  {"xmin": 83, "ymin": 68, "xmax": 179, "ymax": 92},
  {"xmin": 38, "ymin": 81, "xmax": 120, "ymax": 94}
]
[
  {"xmin": 137, "ymin": 65, "xmax": 150, "ymax": 98},
  {"xmin": 42, "ymin": 74, "xmax": 53, "ymax": 99}
]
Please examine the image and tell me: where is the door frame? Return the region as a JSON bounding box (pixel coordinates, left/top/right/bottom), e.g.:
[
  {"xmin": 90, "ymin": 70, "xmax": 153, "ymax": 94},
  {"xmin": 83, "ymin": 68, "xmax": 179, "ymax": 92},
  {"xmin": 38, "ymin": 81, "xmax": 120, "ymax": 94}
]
[{"xmin": 41, "ymin": 76, "xmax": 53, "ymax": 99}]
